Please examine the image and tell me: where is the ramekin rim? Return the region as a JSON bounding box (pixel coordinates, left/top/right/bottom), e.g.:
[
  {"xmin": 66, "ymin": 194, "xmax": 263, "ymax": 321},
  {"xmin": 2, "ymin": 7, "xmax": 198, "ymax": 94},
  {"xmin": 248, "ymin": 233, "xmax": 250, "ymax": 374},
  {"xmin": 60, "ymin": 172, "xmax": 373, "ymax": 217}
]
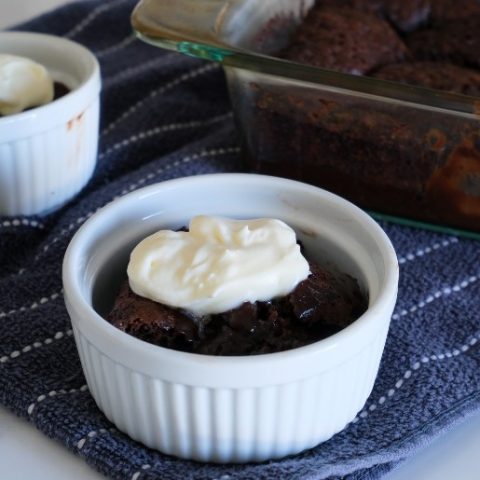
[{"xmin": 62, "ymin": 173, "xmax": 399, "ymax": 366}]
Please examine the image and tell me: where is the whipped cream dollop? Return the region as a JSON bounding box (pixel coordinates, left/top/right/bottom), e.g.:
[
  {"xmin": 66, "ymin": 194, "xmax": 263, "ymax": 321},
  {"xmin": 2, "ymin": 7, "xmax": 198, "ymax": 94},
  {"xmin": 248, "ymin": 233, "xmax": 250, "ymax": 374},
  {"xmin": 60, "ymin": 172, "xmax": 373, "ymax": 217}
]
[
  {"xmin": 127, "ymin": 216, "xmax": 310, "ymax": 316},
  {"xmin": 0, "ymin": 54, "xmax": 54, "ymax": 116}
]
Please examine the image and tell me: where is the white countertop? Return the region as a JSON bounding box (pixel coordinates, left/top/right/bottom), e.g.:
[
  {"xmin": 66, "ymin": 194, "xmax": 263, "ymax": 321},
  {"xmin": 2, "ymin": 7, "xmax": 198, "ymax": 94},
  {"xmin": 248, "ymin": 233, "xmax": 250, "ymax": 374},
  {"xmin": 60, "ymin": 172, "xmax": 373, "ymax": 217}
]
[
  {"xmin": 0, "ymin": 406, "xmax": 104, "ymax": 480},
  {"xmin": 2, "ymin": 403, "xmax": 480, "ymax": 480},
  {"xmin": 1, "ymin": 1, "xmax": 480, "ymax": 479}
]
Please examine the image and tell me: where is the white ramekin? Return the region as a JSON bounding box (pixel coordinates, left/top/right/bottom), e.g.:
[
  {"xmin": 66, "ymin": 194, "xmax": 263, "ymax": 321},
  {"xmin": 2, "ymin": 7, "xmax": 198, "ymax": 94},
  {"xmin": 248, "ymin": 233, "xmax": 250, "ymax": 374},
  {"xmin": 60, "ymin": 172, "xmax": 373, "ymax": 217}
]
[
  {"xmin": 0, "ymin": 32, "xmax": 101, "ymax": 216},
  {"xmin": 62, "ymin": 174, "xmax": 399, "ymax": 463}
]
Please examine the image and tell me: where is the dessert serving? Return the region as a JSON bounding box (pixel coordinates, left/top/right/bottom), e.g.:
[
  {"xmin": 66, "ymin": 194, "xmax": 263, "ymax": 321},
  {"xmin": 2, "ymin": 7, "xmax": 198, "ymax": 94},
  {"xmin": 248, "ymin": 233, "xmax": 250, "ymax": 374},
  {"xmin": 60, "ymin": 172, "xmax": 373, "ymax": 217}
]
[
  {"xmin": 131, "ymin": 0, "xmax": 480, "ymax": 235},
  {"xmin": 63, "ymin": 174, "xmax": 398, "ymax": 462},
  {"xmin": 107, "ymin": 216, "xmax": 367, "ymax": 355},
  {"xmin": 0, "ymin": 32, "xmax": 100, "ymax": 216}
]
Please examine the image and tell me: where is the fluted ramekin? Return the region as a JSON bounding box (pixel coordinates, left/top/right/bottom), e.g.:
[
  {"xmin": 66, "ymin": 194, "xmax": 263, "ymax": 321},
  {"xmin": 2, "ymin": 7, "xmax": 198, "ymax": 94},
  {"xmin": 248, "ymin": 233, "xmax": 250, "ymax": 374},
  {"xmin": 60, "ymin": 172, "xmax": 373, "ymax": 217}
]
[
  {"xmin": 62, "ymin": 174, "xmax": 399, "ymax": 463},
  {"xmin": 0, "ymin": 32, "xmax": 101, "ymax": 216}
]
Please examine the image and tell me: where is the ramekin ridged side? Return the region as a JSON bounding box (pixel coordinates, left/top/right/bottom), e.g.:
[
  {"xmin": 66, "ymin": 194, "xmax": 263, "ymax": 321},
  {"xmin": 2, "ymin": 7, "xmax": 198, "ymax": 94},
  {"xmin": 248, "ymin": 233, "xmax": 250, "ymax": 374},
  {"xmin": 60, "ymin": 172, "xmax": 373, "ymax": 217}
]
[
  {"xmin": 0, "ymin": 32, "xmax": 101, "ymax": 216},
  {"xmin": 0, "ymin": 99, "xmax": 99, "ymax": 216},
  {"xmin": 72, "ymin": 321, "xmax": 389, "ymax": 463}
]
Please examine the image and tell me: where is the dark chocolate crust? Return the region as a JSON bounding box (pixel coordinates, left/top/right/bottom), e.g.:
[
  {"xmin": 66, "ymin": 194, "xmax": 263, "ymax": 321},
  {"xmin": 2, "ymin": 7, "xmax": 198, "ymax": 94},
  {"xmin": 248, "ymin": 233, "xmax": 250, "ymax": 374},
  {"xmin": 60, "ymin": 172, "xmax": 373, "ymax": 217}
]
[
  {"xmin": 281, "ymin": 7, "xmax": 408, "ymax": 75},
  {"xmin": 107, "ymin": 261, "xmax": 367, "ymax": 356},
  {"xmin": 281, "ymin": 1, "xmax": 480, "ymax": 80},
  {"xmin": 279, "ymin": 2, "xmax": 480, "ymax": 89}
]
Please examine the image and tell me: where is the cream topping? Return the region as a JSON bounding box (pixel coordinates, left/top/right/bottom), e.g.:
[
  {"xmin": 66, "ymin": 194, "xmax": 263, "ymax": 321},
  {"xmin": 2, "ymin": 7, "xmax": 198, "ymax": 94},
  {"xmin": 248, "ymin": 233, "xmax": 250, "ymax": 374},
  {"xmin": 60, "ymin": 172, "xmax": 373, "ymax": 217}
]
[
  {"xmin": 127, "ymin": 215, "xmax": 310, "ymax": 315},
  {"xmin": 0, "ymin": 54, "xmax": 54, "ymax": 116}
]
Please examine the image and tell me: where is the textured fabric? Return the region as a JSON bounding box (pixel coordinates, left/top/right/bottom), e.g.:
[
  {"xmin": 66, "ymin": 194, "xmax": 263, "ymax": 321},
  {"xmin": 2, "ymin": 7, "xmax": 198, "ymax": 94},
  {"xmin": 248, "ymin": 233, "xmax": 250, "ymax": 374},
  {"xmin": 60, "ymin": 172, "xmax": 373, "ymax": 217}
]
[{"xmin": 1, "ymin": 1, "xmax": 480, "ymax": 479}]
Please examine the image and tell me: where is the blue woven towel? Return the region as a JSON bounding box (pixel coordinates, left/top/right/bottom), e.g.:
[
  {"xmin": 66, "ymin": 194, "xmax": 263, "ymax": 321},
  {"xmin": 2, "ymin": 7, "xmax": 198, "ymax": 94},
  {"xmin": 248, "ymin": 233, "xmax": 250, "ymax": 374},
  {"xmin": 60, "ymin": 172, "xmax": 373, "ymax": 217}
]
[{"xmin": 1, "ymin": 1, "xmax": 479, "ymax": 479}]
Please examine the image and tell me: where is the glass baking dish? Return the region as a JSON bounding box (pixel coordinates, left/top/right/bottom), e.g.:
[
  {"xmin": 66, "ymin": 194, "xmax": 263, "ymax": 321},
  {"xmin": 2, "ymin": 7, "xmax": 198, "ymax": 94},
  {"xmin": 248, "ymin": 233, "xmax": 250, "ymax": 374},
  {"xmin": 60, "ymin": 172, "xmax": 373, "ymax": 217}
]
[{"xmin": 131, "ymin": 0, "xmax": 480, "ymax": 238}]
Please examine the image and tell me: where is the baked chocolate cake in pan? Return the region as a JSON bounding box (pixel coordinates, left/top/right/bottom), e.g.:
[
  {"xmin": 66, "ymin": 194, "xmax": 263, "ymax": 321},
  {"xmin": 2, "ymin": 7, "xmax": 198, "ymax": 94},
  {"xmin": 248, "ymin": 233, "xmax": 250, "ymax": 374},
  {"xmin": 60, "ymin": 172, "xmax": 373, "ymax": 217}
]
[{"xmin": 245, "ymin": 0, "xmax": 480, "ymax": 231}]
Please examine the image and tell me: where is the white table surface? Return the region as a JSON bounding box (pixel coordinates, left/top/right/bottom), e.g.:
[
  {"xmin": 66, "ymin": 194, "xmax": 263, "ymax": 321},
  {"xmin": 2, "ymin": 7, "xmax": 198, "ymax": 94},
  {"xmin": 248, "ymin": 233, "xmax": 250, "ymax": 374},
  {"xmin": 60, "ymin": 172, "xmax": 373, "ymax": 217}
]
[
  {"xmin": 2, "ymin": 402, "xmax": 480, "ymax": 480},
  {"xmin": 1, "ymin": 2, "xmax": 480, "ymax": 479}
]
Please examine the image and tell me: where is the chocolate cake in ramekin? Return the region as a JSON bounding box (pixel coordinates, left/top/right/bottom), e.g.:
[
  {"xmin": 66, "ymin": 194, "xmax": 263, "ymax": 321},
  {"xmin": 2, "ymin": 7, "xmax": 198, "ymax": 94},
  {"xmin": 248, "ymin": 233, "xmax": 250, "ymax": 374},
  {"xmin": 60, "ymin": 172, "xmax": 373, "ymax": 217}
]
[{"xmin": 63, "ymin": 174, "xmax": 398, "ymax": 463}]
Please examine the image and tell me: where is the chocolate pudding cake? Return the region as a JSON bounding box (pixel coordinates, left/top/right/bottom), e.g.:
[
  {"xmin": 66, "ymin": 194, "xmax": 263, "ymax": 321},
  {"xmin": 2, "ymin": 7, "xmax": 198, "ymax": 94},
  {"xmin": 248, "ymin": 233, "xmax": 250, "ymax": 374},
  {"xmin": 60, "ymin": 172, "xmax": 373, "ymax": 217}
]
[
  {"xmin": 107, "ymin": 262, "xmax": 366, "ymax": 355},
  {"xmin": 106, "ymin": 217, "xmax": 368, "ymax": 356},
  {"xmin": 245, "ymin": 0, "xmax": 480, "ymax": 231}
]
